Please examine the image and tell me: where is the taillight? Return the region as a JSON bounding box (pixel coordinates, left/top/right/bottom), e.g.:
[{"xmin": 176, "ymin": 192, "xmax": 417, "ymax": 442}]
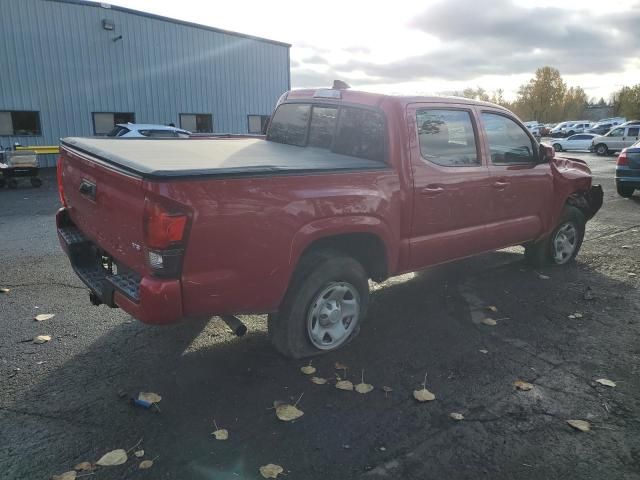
[
  {"xmin": 617, "ymin": 150, "xmax": 628, "ymax": 166},
  {"xmin": 56, "ymin": 156, "xmax": 67, "ymax": 207},
  {"xmin": 143, "ymin": 198, "xmax": 189, "ymax": 278}
]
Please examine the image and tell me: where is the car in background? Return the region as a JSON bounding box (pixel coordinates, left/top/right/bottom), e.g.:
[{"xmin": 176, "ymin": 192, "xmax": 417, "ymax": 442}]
[
  {"xmin": 549, "ymin": 121, "xmax": 576, "ymax": 137},
  {"xmin": 563, "ymin": 121, "xmax": 592, "ymax": 136},
  {"xmin": 615, "ymin": 140, "xmax": 640, "ymax": 197},
  {"xmin": 541, "ymin": 123, "xmax": 556, "ymax": 136},
  {"xmin": 587, "ymin": 122, "xmax": 614, "ymax": 135},
  {"xmin": 619, "ymin": 120, "xmax": 640, "ymax": 127},
  {"xmin": 591, "ymin": 124, "xmax": 640, "ymax": 155},
  {"xmin": 106, "ymin": 123, "xmax": 191, "ymax": 138},
  {"xmin": 523, "ymin": 121, "xmax": 543, "ymax": 137},
  {"xmin": 551, "ymin": 133, "xmax": 597, "ymax": 152}
]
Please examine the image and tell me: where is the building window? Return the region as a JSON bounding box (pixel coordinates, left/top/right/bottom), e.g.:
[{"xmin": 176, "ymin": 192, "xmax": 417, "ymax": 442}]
[
  {"xmin": 180, "ymin": 114, "xmax": 213, "ymax": 133},
  {"xmin": 0, "ymin": 111, "xmax": 41, "ymax": 136},
  {"xmin": 93, "ymin": 112, "xmax": 135, "ymax": 135},
  {"xmin": 248, "ymin": 115, "xmax": 270, "ymax": 134}
]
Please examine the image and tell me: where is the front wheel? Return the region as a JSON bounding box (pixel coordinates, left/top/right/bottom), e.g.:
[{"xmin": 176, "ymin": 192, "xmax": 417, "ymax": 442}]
[
  {"xmin": 595, "ymin": 144, "xmax": 608, "ymax": 156},
  {"xmin": 553, "ymin": 143, "xmax": 562, "ymax": 152},
  {"xmin": 524, "ymin": 206, "xmax": 586, "ymax": 267},
  {"xmin": 268, "ymin": 250, "xmax": 369, "ymax": 358},
  {"xmin": 617, "ymin": 184, "xmax": 635, "ymax": 198}
]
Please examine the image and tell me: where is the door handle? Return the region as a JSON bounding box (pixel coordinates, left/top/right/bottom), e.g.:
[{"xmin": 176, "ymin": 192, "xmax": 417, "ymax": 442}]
[{"xmin": 420, "ymin": 185, "xmax": 445, "ymax": 196}]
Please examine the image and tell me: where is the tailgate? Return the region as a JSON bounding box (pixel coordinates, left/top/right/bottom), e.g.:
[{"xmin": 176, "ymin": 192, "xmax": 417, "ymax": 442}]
[{"xmin": 60, "ymin": 146, "xmax": 148, "ymax": 274}]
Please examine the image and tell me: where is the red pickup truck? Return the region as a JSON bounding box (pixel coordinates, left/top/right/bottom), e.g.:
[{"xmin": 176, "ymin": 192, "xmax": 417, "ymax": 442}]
[{"xmin": 56, "ymin": 88, "xmax": 602, "ymax": 358}]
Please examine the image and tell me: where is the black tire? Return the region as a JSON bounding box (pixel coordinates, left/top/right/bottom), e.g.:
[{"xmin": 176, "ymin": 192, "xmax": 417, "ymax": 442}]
[
  {"xmin": 595, "ymin": 143, "xmax": 608, "ymax": 156},
  {"xmin": 524, "ymin": 206, "xmax": 586, "ymax": 267},
  {"xmin": 617, "ymin": 184, "xmax": 635, "ymax": 198},
  {"xmin": 268, "ymin": 249, "xmax": 369, "ymax": 359},
  {"xmin": 553, "ymin": 143, "xmax": 562, "ymax": 152},
  {"xmin": 30, "ymin": 177, "xmax": 42, "ymax": 188},
  {"xmin": 7, "ymin": 179, "xmax": 18, "ymax": 189}
]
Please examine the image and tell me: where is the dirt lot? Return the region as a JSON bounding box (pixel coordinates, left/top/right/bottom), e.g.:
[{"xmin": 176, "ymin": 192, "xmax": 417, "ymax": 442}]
[{"xmin": 1, "ymin": 153, "xmax": 639, "ymax": 480}]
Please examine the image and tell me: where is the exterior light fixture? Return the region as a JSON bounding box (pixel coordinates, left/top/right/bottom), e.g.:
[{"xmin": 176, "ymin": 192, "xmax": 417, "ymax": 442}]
[{"xmin": 102, "ymin": 19, "xmax": 115, "ymax": 30}]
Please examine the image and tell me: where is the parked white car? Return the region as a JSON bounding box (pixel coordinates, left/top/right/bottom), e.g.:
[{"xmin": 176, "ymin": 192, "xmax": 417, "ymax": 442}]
[
  {"xmin": 106, "ymin": 123, "xmax": 191, "ymax": 138},
  {"xmin": 562, "ymin": 122, "xmax": 592, "ymax": 136},
  {"xmin": 551, "ymin": 134, "xmax": 597, "ymax": 152},
  {"xmin": 549, "ymin": 121, "xmax": 575, "ymax": 137},
  {"xmin": 591, "ymin": 124, "xmax": 640, "ymax": 155}
]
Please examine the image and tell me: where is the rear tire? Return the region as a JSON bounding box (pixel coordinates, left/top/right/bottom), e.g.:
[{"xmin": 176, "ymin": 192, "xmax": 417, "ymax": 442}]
[
  {"xmin": 553, "ymin": 143, "xmax": 562, "ymax": 152},
  {"xmin": 524, "ymin": 206, "xmax": 586, "ymax": 267},
  {"xmin": 30, "ymin": 177, "xmax": 42, "ymax": 188},
  {"xmin": 268, "ymin": 249, "xmax": 369, "ymax": 359},
  {"xmin": 617, "ymin": 184, "xmax": 635, "ymax": 198},
  {"xmin": 595, "ymin": 144, "xmax": 608, "ymax": 156}
]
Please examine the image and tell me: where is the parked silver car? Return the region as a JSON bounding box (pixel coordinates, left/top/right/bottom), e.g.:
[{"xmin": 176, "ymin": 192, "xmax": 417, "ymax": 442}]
[{"xmin": 591, "ymin": 125, "xmax": 640, "ymax": 155}]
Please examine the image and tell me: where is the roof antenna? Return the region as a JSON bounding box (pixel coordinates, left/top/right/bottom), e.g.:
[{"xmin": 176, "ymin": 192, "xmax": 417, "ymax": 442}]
[{"xmin": 332, "ymin": 80, "xmax": 350, "ymax": 90}]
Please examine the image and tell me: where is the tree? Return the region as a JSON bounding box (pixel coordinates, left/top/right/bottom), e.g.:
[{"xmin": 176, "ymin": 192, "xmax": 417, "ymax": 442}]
[
  {"xmin": 513, "ymin": 67, "xmax": 566, "ymax": 122},
  {"xmin": 612, "ymin": 84, "xmax": 640, "ymax": 119},
  {"xmin": 563, "ymin": 86, "xmax": 588, "ymax": 120},
  {"xmin": 460, "ymin": 87, "xmax": 490, "ymax": 101}
]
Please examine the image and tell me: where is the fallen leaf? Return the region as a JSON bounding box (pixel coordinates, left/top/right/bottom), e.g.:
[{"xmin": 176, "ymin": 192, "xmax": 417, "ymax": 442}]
[
  {"xmin": 567, "ymin": 419, "xmax": 591, "ymax": 432},
  {"xmin": 450, "ymin": 412, "xmax": 464, "ymax": 421},
  {"xmin": 138, "ymin": 392, "xmax": 162, "ymax": 404},
  {"xmin": 568, "ymin": 315, "xmax": 576, "ymax": 319},
  {"xmin": 52, "ymin": 471, "xmax": 77, "ymax": 480},
  {"xmin": 479, "ymin": 349, "xmax": 489, "ymax": 354},
  {"xmin": 486, "ymin": 306, "xmax": 498, "ymax": 312},
  {"xmin": 96, "ymin": 449, "xmax": 128, "ymax": 466},
  {"xmin": 382, "ymin": 386, "xmax": 393, "ymax": 393},
  {"xmin": 481, "ymin": 318, "xmax": 497, "ymax": 326},
  {"xmin": 139, "ymin": 460, "xmax": 153, "ymax": 469},
  {"xmin": 311, "ymin": 376, "xmax": 327, "ymax": 385},
  {"xmin": 300, "ymin": 365, "xmax": 316, "ymax": 375},
  {"xmin": 0, "ymin": 287, "xmax": 10, "ymax": 293},
  {"xmin": 134, "ymin": 450, "xmax": 145, "ymax": 458},
  {"xmin": 622, "ymin": 245, "xmax": 631, "ymax": 249},
  {"xmin": 33, "ymin": 335, "xmax": 51, "ymax": 344},
  {"xmin": 259, "ymin": 463, "xmax": 284, "ymax": 478},
  {"xmin": 335, "ymin": 380, "xmax": 354, "ymax": 391},
  {"xmin": 334, "ymin": 362, "xmax": 348, "ymax": 370},
  {"xmin": 628, "ymin": 272, "xmax": 636, "ymax": 277},
  {"xmin": 573, "ymin": 313, "xmax": 583, "ymax": 318},
  {"xmin": 514, "ymin": 379, "xmax": 534, "ymax": 391},
  {"xmin": 413, "ymin": 388, "xmax": 436, "ymax": 402},
  {"xmin": 34, "ymin": 313, "xmax": 55, "ymax": 322},
  {"xmin": 73, "ymin": 462, "xmax": 93, "ymax": 472},
  {"xmin": 355, "ymin": 382, "xmax": 374, "ymax": 394},
  {"xmin": 537, "ymin": 273, "xmax": 550, "ymax": 280},
  {"xmin": 595, "ymin": 378, "xmax": 616, "ymax": 388},
  {"xmin": 212, "ymin": 429, "xmax": 229, "ymax": 440},
  {"xmin": 275, "ymin": 404, "xmax": 304, "ymax": 421}
]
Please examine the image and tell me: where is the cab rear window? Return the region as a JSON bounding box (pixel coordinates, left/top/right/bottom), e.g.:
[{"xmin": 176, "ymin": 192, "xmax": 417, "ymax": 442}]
[{"xmin": 267, "ymin": 103, "xmax": 386, "ymax": 162}]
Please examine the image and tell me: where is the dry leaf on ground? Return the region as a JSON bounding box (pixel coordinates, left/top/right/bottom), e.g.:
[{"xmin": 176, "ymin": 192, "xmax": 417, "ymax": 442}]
[
  {"xmin": 133, "ymin": 450, "xmax": 145, "ymax": 458},
  {"xmin": 335, "ymin": 380, "xmax": 354, "ymax": 391},
  {"xmin": 1, "ymin": 287, "xmax": 10, "ymax": 293},
  {"xmin": 382, "ymin": 386, "xmax": 393, "ymax": 393},
  {"xmin": 52, "ymin": 471, "xmax": 77, "ymax": 480},
  {"xmin": 514, "ymin": 379, "xmax": 534, "ymax": 391},
  {"xmin": 300, "ymin": 365, "xmax": 316, "ymax": 375},
  {"xmin": 537, "ymin": 273, "xmax": 550, "ymax": 280},
  {"xmin": 96, "ymin": 449, "xmax": 128, "ymax": 466},
  {"xmin": 260, "ymin": 464, "xmax": 284, "ymax": 478},
  {"xmin": 138, "ymin": 392, "xmax": 162, "ymax": 404},
  {"xmin": 275, "ymin": 404, "xmax": 304, "ymax": 421},
  {"xmin": 595, "ymin": 378, "xmax": 616, "ymax": 387},
  {"xmin": 355, "ymin": 383, "xmax": 374, "ymax": 394},
  {"xmin": 334, "ymin": 362, "xmax": 348, "ymax": 371},
  {"xmin": 139, "ymin": 460, "xmax": 153, "ymax": 469},
  {"xmin": 479, "ymin": 349, "xmax": 489, "ymax": 354},
  {"xmin": 212, "ymin": 429, "xmax": 229, "ymax": 440},
  {"xmin": 33, "ymin": 335, "xmax": 51, "ymax": 344},
  {"xmin": 311, "ymin": 376, "xmax": 327, "ymax": 385},
  {"xmin": 413, "ymin": 388, "xmax": 436, "ymax": 402},
  {"xmin": 481, "ymin": 318, "xmax": 497, "ymax": 326},
  {"xmin": 567, "ymin": 419, "xmax": 591, "ymax": 432},
  {"xmin": 450, "ymin": 412, "xmax": 464, "ymax": 421},
  {"xmin": 73, "ymin": 462, "xmax": 93, "ymax": 472},
  {"xmin": 34, "ymin": 313, "xmax": 55, "ymax": 321},
  {"xmin": 486, "ymin": 306, "xmax": 498, "ymax": 312}
]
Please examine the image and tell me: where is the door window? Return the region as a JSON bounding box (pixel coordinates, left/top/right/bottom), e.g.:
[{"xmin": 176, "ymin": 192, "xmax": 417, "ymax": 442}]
[
  {"xmin": 609, "ymin": 128, "xmax": 624, "ymax": 137},
  {"xmin": 416, "ymin": 109, "xmax": 479, "ymax": 166},
  {"xmin": 481, "ymin": 113, "xmax": 536, "ymax": 164},
  {"xmin": 627, "ymin": 127, "xmax": 639, "ymax": 137}
]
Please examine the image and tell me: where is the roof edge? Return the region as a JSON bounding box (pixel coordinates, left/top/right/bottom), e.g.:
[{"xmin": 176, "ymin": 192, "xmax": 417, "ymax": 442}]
[{"xmin": 45, "ymin": 0, "xmax": 291, "ymax": 48}]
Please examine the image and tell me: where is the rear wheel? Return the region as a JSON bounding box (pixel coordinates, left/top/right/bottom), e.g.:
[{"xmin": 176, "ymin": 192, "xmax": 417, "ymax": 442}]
[
  {"xmin": 7, "ymin": 178, "xmax": 18, "ymax": 189},
  {"xmin": 268, "ymin": 250, "xmax": 369, "ymax": 358},
  {"xmin": 553, "ymin": 143, "xmax": 563, "ymax": 152},
  {"xmin": 595, "ymin": 143, "xmax": 608, "ymax": 156},
  {"xmin": 617, "ymin": 184, "xmax": 635, "ymax": 198},
  {"xmin": 525, "ymin": 206, "xmax": 586, "ymax": 267},
  {"xmin": 30, "ymin": 177, "xmax": 42, "ymax": 188}
]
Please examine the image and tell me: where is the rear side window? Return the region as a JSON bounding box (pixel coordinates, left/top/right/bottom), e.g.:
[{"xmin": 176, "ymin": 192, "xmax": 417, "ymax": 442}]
[
  {"xmin": 416, "ymin": 109, "xmax": 479, "ymax": 166},
  {"xmin": 481, "ymin": 113, "xmax": 536, "ymax": 164},
  {"xmin": 628, "ymin": 127, "xmax": 639, "ymax": 137},
  {"xmin": 268, "ymin": 104, "xmax": 311, "ymax": 146},
  {"xmin": 268, "ymin": 103, "xmax": 385, "ymax": 161}
]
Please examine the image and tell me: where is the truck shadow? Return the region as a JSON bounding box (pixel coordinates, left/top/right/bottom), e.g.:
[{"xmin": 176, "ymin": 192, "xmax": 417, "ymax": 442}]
[{"xmin": 5, "ymin": 250, "xmax": 640, "ymax": 480}]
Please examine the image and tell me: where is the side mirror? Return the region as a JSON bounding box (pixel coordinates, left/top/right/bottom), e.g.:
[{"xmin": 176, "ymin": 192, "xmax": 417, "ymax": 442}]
[{"xmin": 539, "ymin": 143, "xmax": 555, "ymax": 163}]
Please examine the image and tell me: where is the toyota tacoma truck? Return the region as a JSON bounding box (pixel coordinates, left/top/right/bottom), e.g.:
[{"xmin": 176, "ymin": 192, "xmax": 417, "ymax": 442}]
[{"xmin": 56, "ymin": 87, "xmax": 603, "ymax": 358}]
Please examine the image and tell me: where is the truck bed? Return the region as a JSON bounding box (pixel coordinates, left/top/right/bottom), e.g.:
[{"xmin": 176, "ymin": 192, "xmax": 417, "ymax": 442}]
[{"xmin": 61, "ymin": 137, "xmax": 387, "ymax": 179}]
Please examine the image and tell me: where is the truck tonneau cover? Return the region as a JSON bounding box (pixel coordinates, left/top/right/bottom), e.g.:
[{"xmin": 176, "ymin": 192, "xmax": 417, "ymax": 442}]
[{"xmin": 61, "ymin": 137, "xmax": 387, "ymax": 179}]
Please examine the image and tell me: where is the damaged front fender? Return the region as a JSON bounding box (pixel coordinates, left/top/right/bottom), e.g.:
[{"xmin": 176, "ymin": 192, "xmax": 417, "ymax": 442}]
[{"xmin": 568, "ymin": 185, "xmax": 603, "ymax": 220}]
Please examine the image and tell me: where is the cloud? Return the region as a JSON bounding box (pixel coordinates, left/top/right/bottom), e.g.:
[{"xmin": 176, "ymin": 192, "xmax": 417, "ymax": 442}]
[
  {"xmin": 327, "ymin": 0, "xmax": 640, "ymax": 83},
  {"xmin": 301, "ymin": 54, "xmax": 329, "ymax": 65}
]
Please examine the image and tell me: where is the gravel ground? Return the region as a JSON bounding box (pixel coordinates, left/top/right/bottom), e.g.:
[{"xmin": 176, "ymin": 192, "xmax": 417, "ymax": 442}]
[{"xmin": 1, "ymin": 152, "xmax": 639, "ymax": 480}]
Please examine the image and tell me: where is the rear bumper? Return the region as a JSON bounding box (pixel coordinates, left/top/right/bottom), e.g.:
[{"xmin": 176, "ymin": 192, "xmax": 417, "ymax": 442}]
[
  {"xmin": 56, "ymin": 208, "xmax": 183, "ymax": 324},
  {"xmin": 616, "ymin": 168, "xmax": 640, "ymax": 188}
]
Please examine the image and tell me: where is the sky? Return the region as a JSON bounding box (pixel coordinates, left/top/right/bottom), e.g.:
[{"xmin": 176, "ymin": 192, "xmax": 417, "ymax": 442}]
[{"xmin": 109, "ymin": 0, "xmax": 640, "ymax": 101}]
